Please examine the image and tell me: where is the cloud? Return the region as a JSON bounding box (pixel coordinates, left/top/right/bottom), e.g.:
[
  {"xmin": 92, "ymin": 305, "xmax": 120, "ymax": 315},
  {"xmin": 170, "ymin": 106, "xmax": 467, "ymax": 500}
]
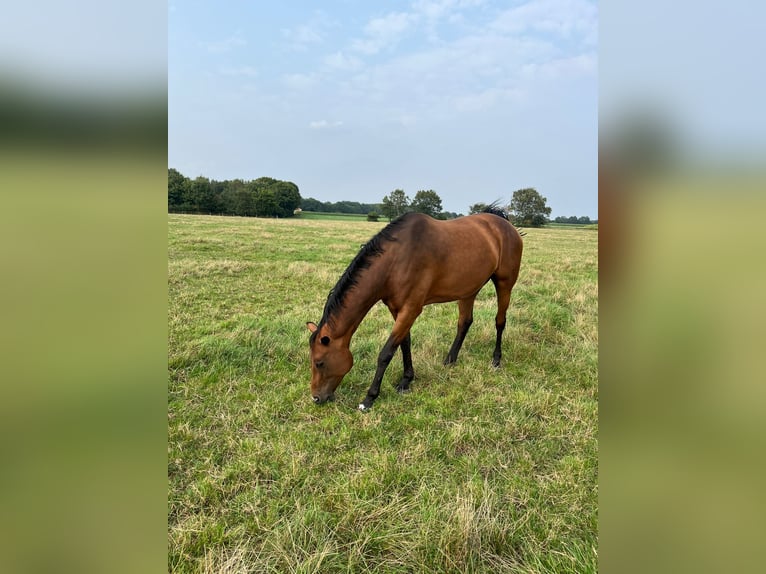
[
  {"xmin": 281, "ymin": 11, "xmax": 337, "ymax": 51},
  {"xmin": 282, "ymin": 73, "xmax": 318, "ymax": 90},
  {"xmin": 219, "ymin": 66, "xmax": 258, "ymax": 78},
  {"xmin": 413, "ymin": 0, "xmax": 487, "ymax": 20},
  {"xmin": 351, "ymin": 11, "xmax": 417, "ymax": 55},
  {"xmin": 281, "ymin": 24, "xmax": 322, "ymax": 50},
  {"xmin": 491, "ymin": 0, "xmax": 597, "ymax": 41},
  {"xmin": 324, "ymin": 51, "xmax": 363, "ymax": 71},
  {"xmin": 200, "ymin": 33, "xmax": 247, "ymax": 54},
  {"xmin": 309, "ymin": 120, "xmax": 344, "ymax": 130},
  {"xmin": 453, "ymin": 87, "xmax": 525, "ymax": 112},
  {"xmin": 412, "ymin": 0, "xmax": 487, "ymax": 40},
  {"xmin": 522, "ymin": 52, "xmax": 596, "ymax": 79}
]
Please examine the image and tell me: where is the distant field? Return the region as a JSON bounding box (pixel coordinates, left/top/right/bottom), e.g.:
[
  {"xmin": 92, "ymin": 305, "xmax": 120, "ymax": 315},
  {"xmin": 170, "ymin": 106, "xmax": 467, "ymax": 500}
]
[
  {"xmin": 296, "ymin": 211, "xmax": 373, "ymax": 222},
  {"xmin": 168, "ymin": 214, "xmax": 598, "ymax": 573},
  {"xmin": 546, "ymin": 222, "xmax": 598, "ymax": 229}
]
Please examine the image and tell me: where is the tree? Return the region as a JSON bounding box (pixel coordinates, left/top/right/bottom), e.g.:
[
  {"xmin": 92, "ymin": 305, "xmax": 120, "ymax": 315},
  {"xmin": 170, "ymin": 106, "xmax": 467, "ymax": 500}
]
[
  {"xmin": 253, "ymin": 186, "xmax": 278, "ymax": 217},
  {"xmin": 381, "ymin": 189, "xmax": 410, "ymax": 220},
  {"xmin": 509, "ymin": 188, "xmax": 551, "ymax": 227},
  {"xmin": 189, "ymin": 176, "xmax": 214, "ymax": 214},
  {"xmin": 468, "ymin": 202, "xmax": 489, "ymax": 215},
  {"xmin": 410, "ymin": 189, "xmax": 443, "ymax": 218},
  {"xmin": 168, "ymin": 168, "xmax": 190, "ymax": 212},
  {"xmin": 271, "ymin": 181, "xmax": 301, "ymax": 217}
]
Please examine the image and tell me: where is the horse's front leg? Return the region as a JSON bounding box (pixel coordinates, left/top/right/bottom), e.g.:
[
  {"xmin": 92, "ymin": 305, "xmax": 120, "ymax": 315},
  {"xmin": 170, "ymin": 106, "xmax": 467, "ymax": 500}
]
[
  {"xmin": 359, "ymin": 334, "xmax": 400, "ymax": 411},
  {"xmin": 359, "ymin": 309, "xmax": 421, "ymax": 411},
  {"xmin": 395, "ymin": 332, "xmax": 414, "ymax": 393}
]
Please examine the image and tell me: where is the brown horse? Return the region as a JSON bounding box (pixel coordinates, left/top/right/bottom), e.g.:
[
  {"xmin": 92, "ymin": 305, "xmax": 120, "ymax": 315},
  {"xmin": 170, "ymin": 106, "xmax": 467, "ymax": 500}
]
[{"xmin": 306, "ymin": 206, "xmax": 523, "ymax": 411}]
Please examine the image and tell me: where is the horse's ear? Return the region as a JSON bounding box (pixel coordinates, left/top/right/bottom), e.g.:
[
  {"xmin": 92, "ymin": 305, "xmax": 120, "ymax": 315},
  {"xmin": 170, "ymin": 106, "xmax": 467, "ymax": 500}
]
[{"xmin": 306, "ymin": 322, "xmax": 318, "ymax": 333}]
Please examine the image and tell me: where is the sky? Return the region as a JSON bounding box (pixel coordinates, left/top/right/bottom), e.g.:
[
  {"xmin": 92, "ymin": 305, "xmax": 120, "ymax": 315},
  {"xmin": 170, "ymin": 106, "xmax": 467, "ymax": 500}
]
[
  {"xmin": 169, "ymin": 0, "xmax": 598, "ymax": 217},
  {"xmin": 599, "ymin": 1, "xmax": 766, "ymax": 163}
]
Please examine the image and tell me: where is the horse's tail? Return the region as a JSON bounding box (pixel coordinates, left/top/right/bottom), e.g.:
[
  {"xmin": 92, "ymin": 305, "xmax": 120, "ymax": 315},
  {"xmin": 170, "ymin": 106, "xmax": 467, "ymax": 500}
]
[{"xmin": 482, "ymin": 202, "xmax": 526, "ymax": 236}]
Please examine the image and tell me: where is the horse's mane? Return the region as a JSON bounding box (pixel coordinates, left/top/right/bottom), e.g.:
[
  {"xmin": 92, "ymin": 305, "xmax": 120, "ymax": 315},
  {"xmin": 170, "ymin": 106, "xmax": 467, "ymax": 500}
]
[
  {"xmin": 482, "ymin": 202, "xmax": 526, "ymax": 236},
  {"xmin": 482, "ymin": 202, "xmax": 510, "ymax": 220},
  {"xmin": 317, "ymin": 214, "xmax": 411, "ymax": 330}
]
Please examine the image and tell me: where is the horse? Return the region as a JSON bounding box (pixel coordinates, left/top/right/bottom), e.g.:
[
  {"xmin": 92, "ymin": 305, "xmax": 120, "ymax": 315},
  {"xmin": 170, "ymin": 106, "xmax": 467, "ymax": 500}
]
[{"xmin": 306, "ymin": 206, "xmax": 523, "ymax": 411}]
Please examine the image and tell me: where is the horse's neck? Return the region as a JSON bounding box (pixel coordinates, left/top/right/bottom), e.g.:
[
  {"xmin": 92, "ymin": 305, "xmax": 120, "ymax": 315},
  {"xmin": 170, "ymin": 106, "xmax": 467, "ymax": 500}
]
[{"xmin": 328, "ymin": 274, "xmax": 384, "ymax": 344}]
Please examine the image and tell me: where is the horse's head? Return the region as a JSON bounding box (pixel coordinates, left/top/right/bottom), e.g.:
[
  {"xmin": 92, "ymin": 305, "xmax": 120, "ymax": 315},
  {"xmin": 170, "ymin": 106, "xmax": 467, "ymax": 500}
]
[{"xmin": 306, "ymin": 322, "xmax": 353, "ymax": 404}]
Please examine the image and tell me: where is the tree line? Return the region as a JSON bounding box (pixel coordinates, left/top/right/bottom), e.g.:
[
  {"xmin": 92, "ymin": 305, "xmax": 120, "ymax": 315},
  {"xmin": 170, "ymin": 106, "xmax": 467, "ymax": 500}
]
[
  {"xmin": 168, "ymin": 169, "xmax": 575, "ymax": 226},
  {"xmin": 168, "ymin": 168, "xmax": 302, "ymax": 218},
  {"xmin": 552, "ymin": 215, "xmax": 596, "ymax": 224},
  {"xmin": 300, "ymin": 198, "xmax": 381, "ymax": 215},
  {"xmin": 379, "ymin": 189, "xmax": 460, "ymax": 220},
  {"xmin": 469, "ymin": 188, "xmax": 553, "ymax": 227}
]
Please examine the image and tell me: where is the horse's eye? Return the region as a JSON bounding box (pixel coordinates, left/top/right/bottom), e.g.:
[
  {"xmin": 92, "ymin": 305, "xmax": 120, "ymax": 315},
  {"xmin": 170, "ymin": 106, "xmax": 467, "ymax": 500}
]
[{"xmin": 315, "ymin": 360, "xmax": 324, "ymax": 369}]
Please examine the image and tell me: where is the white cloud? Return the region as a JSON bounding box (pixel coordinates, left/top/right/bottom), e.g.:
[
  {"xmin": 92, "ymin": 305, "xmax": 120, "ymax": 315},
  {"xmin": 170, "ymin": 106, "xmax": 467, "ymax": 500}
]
[
  {"xmin": 491, "ymin": 0, "xmax": 597, "ymax": 41},
  {"xmin": 324, "ymin": 51, "xmax": 363, "ymax": 71},
  {"xmin": 413, "ymin": 0, "xmax": 486, "ymax": 20},
  {"xmin": 219, "ymin": 66, "xmax": 258, "ymax": 78},
  {"xmin": 281, "ymin": 24, "xmax": 322, "ymax": 49},
  {"xmin": 201, "ymin": 33, "xmax": 246, "ymax": 54},
  {"xmin": 281, "ymin": 11, "xmax": 337, "ymax": 51},
  {"xmin": 282, "ymin": 73, "xmax": 318, "ymax": 90},
  {"xmin": 453, "ymin": 87, "xmax": 525, "ymax": 112},
  {"xmin": 522, "ymin": 52, "xmax": 596, "ymax": 79},
  {"xmin": 352, "ymin": 11, "xmax": 417, "ymax": 55},
  {"xmin": 309, "ymin": 120, "xmax": 344, "ymax": 129}
]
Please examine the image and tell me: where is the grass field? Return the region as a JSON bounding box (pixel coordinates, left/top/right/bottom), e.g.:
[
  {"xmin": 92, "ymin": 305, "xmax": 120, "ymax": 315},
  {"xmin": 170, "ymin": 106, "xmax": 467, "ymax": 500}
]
[
  {"xmin": 168, "ymin": 214, "xmax": 598, "ymax": 573},
  {"xmin": 295, "ymin": 211, "xmax": 371, "ymax": 222}
]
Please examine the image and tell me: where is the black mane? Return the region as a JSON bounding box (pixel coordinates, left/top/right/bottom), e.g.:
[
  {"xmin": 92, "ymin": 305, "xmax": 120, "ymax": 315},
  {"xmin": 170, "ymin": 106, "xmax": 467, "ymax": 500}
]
[
  {"xmin": 317, "ymin": 214, "xmax": 410, "ymax": 330},
  {"xmin": 482, "ymin": 202, "xmax": 510, "ymax": 220},
  {"xmin": 482, "ymin": 202, "xmax": 526, "ymax": 235}
]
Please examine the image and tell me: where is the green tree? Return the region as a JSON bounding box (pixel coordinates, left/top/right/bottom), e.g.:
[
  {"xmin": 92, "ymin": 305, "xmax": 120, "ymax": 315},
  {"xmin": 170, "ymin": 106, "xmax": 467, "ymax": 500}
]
[
  {"xmin": 509, "ymin": 188, "xmax": 551, "ymax": 227},
  {"xmin": 234, "ymin": 187, "xmax": 256, "ymax": 216},
  {"xmin": 220, "ymin": 179, "xmax": 246, "ymax": 215},
  {"xmin": 381, "ymin": 189, "xmax": 410, "ymax": 220},
  {"xmin": 411, "ymin": 189, "xmax": 443, "ymax": 218},
  {"xmin": 168, "ymin": 168, "xmax": 190, "ymax": 212},
  {"xmin": 188, "ymin": 176, "xmax": 214, "ymax": 214},
  {"xmin": 251, "ymin": 185, "xmax": 276, "ymax": 217},
  {"xmin": 272, "ymin": 181, "xmax": 301, "ymax": 217},
  {"xmin": 468, "ymin": 202, "xmax": 489, "ymax": 215},
  {"xmin": 301, "ymin": 197, "xmax": 324, "ymax": 212}
]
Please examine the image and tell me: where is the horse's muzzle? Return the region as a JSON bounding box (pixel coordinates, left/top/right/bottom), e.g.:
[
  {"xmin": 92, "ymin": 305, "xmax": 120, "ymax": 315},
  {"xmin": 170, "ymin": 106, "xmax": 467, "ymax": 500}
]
[{"xmin": 312, "ymin": 394, "xmax": 334, "ymax": 404}]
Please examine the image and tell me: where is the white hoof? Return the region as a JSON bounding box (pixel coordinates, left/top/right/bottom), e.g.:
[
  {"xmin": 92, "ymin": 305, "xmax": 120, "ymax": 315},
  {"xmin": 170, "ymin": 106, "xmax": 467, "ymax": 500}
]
[{"xmin": 358, "ymin": 403, "xmax": 367, "ymax": 411}]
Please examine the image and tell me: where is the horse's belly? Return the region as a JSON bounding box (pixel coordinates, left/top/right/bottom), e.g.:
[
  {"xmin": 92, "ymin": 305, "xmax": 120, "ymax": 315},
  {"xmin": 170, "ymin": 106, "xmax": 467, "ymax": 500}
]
[{"xmin": 425, "ymin": 275, "xmax": 490, "ymax": 304}]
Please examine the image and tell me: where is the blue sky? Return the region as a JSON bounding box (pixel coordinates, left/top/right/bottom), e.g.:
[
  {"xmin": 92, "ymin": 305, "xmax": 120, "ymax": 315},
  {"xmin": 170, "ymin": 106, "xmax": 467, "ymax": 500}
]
[{"xmin": 169, "ymin": 1, "xmax": 597, "ymax": 217}]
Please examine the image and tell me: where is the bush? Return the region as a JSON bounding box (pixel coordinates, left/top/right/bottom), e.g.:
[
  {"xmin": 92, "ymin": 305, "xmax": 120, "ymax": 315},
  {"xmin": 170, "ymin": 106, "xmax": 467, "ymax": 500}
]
[{"xmin": 367, "ymin": 212, "xmax": 380, "ymax": 222}]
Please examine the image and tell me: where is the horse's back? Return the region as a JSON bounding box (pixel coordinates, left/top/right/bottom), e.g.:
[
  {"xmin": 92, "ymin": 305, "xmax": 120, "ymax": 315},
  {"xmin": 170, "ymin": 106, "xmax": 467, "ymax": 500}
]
[{"xmin": 383, "ymin": 213, "xmax": 522, "ymax": 305}]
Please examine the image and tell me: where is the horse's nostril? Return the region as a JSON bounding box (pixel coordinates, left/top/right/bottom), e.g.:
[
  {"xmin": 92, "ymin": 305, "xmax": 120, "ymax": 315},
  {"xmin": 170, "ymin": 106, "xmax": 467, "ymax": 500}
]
[{"xmin": 313, "ymin": 396, "xmax": 321, "ymax": 404}]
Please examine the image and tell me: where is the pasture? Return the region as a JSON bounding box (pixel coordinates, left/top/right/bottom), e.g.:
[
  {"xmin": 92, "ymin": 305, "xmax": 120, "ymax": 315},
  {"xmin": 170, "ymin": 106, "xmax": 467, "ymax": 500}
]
[{"xmin": 168, "ymin": 214, "xmax": 598, "ymax": 573}]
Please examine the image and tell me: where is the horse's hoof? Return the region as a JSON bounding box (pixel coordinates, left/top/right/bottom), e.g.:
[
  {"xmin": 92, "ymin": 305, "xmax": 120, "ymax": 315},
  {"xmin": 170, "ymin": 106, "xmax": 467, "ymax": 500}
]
[{"xmin": 358, "ymin": 403, "xmax": 368, "ymax": 411}]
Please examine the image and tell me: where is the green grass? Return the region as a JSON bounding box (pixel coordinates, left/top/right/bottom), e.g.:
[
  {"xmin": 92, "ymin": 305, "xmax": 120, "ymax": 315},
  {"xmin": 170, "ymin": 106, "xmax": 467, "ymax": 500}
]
[
  {"xmin": 168, "ymin": 214, "xmax": 598, "ymax": 573},
  {"xmin": 295, "ymin": 211, "xmax": 374, "ymax": 222}
]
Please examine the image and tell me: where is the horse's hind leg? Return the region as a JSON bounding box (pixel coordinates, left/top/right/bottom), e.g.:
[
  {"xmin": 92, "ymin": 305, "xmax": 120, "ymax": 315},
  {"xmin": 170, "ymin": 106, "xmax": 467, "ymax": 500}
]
[
  {"xmin": 491, "ymin": 276, "xmax": 514, "ymax": 367},
  {"xmin": 444, "ymin": 296, "xmax": 476, "ymax": 365}
]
